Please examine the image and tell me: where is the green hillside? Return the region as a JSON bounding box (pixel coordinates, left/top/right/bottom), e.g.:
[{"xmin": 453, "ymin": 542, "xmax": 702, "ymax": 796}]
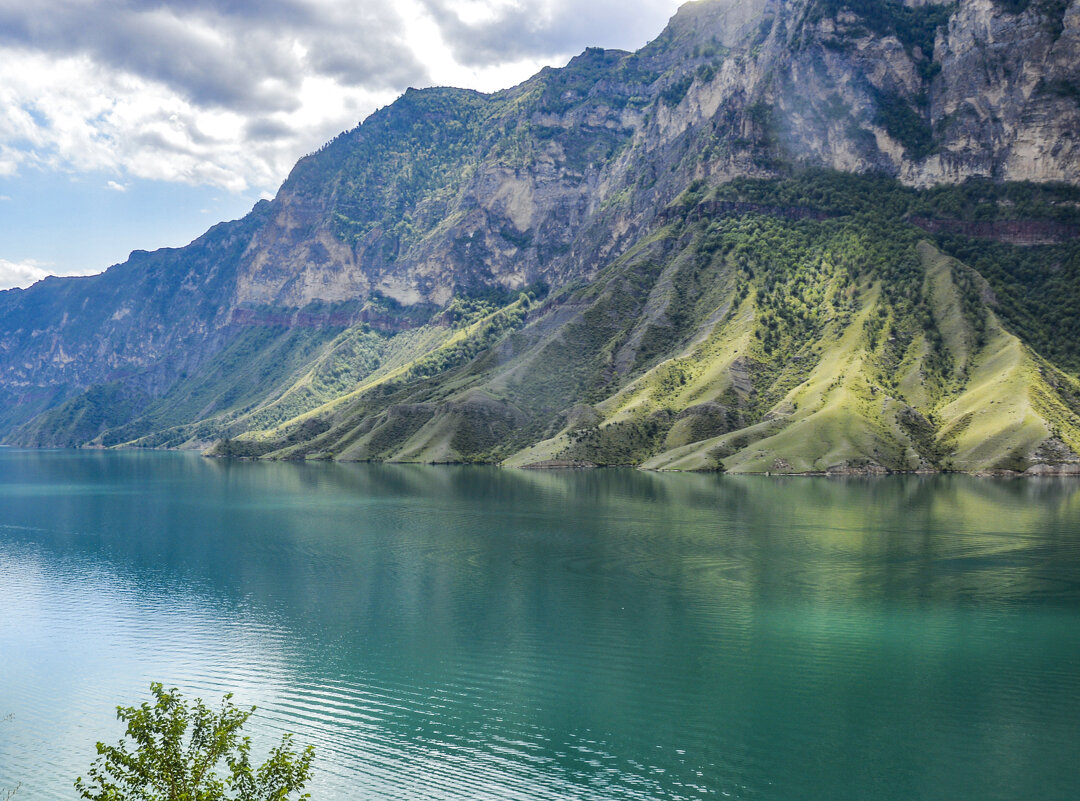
[{"xmin": 182, "ymin": 173, "xmax": 1080, "ymax": 475}]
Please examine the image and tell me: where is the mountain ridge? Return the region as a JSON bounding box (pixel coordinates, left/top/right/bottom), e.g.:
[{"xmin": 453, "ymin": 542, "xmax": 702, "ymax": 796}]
[{"xmin": 3, "ymin": 0, "xmax": 1080, "ymax": 474}]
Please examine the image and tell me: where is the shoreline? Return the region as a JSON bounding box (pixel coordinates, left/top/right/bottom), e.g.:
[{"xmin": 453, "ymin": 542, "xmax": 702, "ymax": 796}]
[
  {"xmin": 199, "ymin": 448, "xmax": 1080, "ymax": 478},
  {"xmin": 7, "ymin": 445, "xmax": 1080, "ymax": 478}
]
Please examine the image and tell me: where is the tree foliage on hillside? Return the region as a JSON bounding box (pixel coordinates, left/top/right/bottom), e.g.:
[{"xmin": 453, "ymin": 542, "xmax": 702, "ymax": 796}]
[{"xmin": 711, "ymin": 170, "xmax": 1080, "ymax": 373}]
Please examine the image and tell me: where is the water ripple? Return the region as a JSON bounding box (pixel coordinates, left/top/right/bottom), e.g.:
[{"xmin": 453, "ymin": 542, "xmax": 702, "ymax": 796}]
[{"xmin": 2, "ymin": 455, "xmax": 1080, "ymax": 800}]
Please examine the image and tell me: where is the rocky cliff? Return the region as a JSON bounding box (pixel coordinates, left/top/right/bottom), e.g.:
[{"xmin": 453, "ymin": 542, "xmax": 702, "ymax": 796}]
[
  {"xmin": 177, "ymin": 0, "xmax": 1080, "ymax": 312},
  {"xmin": 2, "ymin": 0, "xmax": 1079, "ymax": 474}
]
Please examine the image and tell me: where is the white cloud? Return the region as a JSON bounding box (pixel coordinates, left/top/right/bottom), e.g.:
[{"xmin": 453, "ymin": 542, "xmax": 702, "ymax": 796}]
[
  {"xmin": 0, "ymin": 48, "xmax": 391, "ymax": 193},
  {"xmin": 397, "ymin": 0, "xmax": 560, "ymax": 94},
  {"xmin": 0, "ymin": 258, "xmax": 50, "ymax": 290},
  {"xmin": 0, "ymin": 0, "xmax": 683, "ymax": 196},
  {"xmin": 417, "ymin": 0, "xmax": 683, "ymax": 66},
  {"xmin": 106, "ymin": 180, "xmax": 127, "ymax": 192}
]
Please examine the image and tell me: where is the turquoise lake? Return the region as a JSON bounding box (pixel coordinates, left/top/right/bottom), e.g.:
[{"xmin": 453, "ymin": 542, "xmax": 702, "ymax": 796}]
[{"xmin": 1, "ymin": 449, "xmax": 1079, "ymax": 800}]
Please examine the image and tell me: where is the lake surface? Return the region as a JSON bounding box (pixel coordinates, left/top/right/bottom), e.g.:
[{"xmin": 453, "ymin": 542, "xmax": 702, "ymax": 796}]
[{"xmin": 1, "ymin": 450, "xmax": 1079, "ymax": 800}]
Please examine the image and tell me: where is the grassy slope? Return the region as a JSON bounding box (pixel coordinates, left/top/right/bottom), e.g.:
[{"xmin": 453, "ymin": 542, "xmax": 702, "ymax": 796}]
[
  {"xmin": 112, "ymin": 326, "xmax": 348, "ymax": 448},
  {"xmin": 10, "ymin": 382, "xmax": 152, "ymax": 449},
  {"xmin": 215, "ymin": 297, "xmax": 532, "ymax": 460},
  {"xmin": 208, "ymin": 205, "xmax": 1080, "ymax": 474},
  {"xmin": 73, "ymin": 322, "xmax": 452, "ymax": 451},
  {"xmin": 641, "ymin": 242, "xmax": 1080, "ymax": 473},
  {"xmin": 643, "ymin": 283, "xmax": 895, "ymax": 472}
]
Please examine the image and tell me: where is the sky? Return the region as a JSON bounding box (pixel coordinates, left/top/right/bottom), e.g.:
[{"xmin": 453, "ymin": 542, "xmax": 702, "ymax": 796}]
[{"xmin": 0, "ymin": 0, "xmax": 686, "ymax": 290}]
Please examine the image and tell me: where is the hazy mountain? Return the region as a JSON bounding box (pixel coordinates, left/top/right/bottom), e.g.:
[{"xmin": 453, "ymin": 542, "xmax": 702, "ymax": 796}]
[{"xmin": 3, "ymin": 0, "xmax": 1080, "ymax": 474}]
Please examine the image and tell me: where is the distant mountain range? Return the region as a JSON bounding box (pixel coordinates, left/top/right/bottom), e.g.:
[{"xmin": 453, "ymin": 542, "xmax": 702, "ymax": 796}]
[{"xmin": 3, "ymin": 0, "xmax": 1080, "ymax": 475}]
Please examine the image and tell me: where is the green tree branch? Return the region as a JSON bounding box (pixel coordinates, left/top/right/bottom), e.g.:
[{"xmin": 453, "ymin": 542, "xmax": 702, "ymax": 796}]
[{"xmin": 75, "ymin": 683, "xmax": 313, "ymax": 801}]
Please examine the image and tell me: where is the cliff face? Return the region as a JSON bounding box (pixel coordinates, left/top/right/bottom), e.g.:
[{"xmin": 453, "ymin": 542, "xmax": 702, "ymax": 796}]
[
  {"xmin": 934, "ymin": 0, "xmax": 1080, "ymax": 183},
  {"xmin": 228, "ymin": 0, "xmax": 1080, "ymax": 311},
  {"xmin": 1, "ymin": 0, "xmax": 1079, "ymax": 470},
  {"xmin": 730, "ymin": 0, "xmax": 1080, "ymax": 184}
]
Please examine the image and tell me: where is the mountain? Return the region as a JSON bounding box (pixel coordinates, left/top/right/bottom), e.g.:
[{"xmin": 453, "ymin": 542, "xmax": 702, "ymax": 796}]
[{"xmin": 2, "ymin": 0, "xmax": 1080, "ymax": 475}]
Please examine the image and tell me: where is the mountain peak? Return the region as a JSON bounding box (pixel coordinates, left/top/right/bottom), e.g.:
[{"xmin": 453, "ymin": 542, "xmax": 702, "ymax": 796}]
[
  {"xmin": 2, "ymin": 0, "xmax": 1080, "ymax": 474},
  {"xmin": 657, "ymin": 0, "xmax": 777, "ymax": 46}
]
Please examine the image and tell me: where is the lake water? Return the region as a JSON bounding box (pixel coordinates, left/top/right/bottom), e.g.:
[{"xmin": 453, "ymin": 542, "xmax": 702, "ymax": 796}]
[{"xmin": 1, "ymin": 450, "xmax": 1079, "ymax": 800}]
